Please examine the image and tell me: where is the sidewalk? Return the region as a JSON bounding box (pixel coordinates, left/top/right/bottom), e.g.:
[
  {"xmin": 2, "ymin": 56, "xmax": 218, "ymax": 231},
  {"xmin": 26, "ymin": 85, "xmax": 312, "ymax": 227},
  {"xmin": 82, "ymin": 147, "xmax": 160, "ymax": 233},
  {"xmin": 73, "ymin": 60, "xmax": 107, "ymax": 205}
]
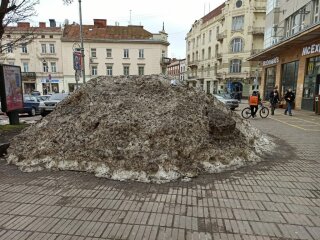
[{"xmin": 0, "ymin": 108, "xmax": 319, "ymax": 239}]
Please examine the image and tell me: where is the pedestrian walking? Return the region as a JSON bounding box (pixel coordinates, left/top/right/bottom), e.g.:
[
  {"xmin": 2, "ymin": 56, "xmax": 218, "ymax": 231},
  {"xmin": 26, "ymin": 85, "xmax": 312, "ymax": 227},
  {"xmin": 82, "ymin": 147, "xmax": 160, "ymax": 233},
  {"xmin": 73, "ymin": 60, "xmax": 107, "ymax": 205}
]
[
  {"xmin": 284, "ymin": 88, "xmax": 295, "ymax": 116},
  {"xmin": 269, "ymin": 87, "xmax": 280, "ymax": 115}
]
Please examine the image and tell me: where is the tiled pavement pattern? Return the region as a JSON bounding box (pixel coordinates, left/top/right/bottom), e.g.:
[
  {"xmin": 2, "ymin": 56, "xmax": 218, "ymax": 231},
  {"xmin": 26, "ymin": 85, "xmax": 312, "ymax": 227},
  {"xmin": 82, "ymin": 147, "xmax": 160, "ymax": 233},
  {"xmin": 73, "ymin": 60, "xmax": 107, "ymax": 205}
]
[{"xmin": 0, "ymin": 109, "xmax": 319, "ymax": 240}]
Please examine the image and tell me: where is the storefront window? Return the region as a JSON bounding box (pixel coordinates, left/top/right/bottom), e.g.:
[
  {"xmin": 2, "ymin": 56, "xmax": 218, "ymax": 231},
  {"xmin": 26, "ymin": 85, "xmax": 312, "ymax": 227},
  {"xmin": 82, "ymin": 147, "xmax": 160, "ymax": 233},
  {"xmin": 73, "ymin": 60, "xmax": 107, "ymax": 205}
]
[
  {"xmin": 264, "ymin": 66, "xmax": 276, "ymax": 99},
  {"xmin": 281, "ymin": 61, "xmax": 299, "ymax": 95},
  {"xmin": 302, "ymin": 57, "xmax": 320, "ymax": 111}
]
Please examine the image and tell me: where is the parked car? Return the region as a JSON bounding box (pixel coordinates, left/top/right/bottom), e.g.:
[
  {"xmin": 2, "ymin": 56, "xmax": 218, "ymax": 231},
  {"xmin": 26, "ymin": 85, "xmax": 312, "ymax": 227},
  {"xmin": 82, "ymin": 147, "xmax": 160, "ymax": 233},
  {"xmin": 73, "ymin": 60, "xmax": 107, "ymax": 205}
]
[
  {"xmin": 39, "ymin": 93, "xmax": 69, "ymax": 117},
  {"xmin": 21, "ymin": 95, "xmax": 40, "ymax": 116},
  {"xmin": 31, "ymin": 91, "xmax": 41, "ymax": 96},
  {"xmin": 36, "ymin": 95, "xmax": 51, "ymax": 102},
  {"xmin": 214, "ymin": 94, "xmax": 239, "ymax": 110}
]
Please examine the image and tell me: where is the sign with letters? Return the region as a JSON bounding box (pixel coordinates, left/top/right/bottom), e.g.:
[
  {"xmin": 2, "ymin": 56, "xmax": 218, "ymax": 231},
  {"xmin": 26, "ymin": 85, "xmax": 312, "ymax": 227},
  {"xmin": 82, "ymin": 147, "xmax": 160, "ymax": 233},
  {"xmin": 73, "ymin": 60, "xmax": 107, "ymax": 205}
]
[
  {"xmin": 302, "ymin": 43, "xmax": 320, "ymax": 56},
  {"xmin": 262, "ymin": 57, "xmax": 279, "ymax": 67}
]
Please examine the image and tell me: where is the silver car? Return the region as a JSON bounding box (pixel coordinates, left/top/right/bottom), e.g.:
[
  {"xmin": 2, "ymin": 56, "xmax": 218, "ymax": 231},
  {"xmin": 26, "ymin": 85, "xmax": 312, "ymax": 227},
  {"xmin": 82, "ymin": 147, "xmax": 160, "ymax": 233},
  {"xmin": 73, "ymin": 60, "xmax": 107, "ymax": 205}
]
[
  {"xmin": 39, "ymin": 93, "xmax": 69, "ymax": 117},
  {"xmin": 214, "ymin": 94, "xmax": 239, "ymax": 110}
]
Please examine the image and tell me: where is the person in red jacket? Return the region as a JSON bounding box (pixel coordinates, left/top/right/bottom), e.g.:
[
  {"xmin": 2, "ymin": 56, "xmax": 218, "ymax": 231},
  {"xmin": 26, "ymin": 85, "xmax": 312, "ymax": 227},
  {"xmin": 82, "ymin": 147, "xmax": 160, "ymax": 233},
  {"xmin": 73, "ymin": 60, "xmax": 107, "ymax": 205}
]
[{"xmin": 249, "ymin": 91, "xmax": 260, "ymax": 118}]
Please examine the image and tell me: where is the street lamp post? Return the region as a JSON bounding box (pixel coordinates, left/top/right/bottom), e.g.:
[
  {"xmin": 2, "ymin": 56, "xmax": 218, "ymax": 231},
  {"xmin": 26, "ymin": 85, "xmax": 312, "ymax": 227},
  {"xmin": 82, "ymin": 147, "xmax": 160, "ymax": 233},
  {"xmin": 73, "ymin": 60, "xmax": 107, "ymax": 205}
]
[{"xmin": 78, "ymin": 0, "xmax": 86, "ymax": 84}]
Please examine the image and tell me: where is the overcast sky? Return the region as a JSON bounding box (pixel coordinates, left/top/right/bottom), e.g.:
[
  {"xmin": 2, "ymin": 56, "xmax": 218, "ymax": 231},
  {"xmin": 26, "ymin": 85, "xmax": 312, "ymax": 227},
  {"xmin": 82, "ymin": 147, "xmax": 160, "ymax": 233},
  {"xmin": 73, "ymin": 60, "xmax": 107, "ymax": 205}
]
[{"xmin": 30, "ymin": 0, "xmax": 225, "ymax": 58}]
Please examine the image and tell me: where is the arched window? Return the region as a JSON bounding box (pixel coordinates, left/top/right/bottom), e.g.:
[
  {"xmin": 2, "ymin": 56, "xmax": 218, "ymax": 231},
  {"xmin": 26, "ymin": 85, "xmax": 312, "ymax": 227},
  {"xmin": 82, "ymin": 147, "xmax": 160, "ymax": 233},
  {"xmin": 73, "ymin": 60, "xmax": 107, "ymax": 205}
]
[
  {"xmin": 208, "ymin": 47, "xmax": 211, "ymax": 59},
  {"xmin": 230, "ymin": 38, "xmax": 243, "ymax": 52},
  {"xmin": 230, "ymin": 59, "xmax": 242, "ymax": 73}
]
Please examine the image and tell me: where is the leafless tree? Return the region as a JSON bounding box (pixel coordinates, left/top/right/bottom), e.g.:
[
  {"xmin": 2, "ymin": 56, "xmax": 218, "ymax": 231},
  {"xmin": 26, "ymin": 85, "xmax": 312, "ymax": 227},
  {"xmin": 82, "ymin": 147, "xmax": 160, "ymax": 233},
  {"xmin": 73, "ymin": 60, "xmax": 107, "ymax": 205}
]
[
  {"xmin": 0, "ymin": 0, "xmax": 39, "ymax": 56},
  {"xmin": 0, "ymin": 0, "xmax": 39, "ymax": 39}
]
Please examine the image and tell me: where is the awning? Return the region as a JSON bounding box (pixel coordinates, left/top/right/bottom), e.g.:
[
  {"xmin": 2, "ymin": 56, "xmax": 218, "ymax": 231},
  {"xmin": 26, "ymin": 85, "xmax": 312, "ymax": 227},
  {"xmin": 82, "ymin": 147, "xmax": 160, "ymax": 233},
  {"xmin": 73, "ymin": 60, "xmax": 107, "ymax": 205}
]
[{"xmin": 248, "ymin": 23, "xmax": 320, "ymax": 61}]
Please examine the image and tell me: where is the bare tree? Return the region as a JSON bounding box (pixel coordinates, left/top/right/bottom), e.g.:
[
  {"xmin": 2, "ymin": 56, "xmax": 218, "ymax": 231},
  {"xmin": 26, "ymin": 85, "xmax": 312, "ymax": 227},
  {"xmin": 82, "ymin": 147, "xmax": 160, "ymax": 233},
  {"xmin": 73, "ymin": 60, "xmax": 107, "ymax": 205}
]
[
  {"xmin": 0, "ymin": 0, "xmax": 39, "ymax": 40},
  {"xmin": 0, "ymin": 0, "xmax": 39, "ymax": 57}
]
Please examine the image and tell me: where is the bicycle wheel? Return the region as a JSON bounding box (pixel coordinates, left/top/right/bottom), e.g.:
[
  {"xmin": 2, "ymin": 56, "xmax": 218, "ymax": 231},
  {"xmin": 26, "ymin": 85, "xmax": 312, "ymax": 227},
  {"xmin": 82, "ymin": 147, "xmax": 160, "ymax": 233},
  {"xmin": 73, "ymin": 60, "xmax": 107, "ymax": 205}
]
[
  {"xmin": 259, "ymin": 107, "xmax": 269, "ymax": 118},
  {"xmin": 241, "ymin": 107, "xmax": 252, "ymax": 119}
]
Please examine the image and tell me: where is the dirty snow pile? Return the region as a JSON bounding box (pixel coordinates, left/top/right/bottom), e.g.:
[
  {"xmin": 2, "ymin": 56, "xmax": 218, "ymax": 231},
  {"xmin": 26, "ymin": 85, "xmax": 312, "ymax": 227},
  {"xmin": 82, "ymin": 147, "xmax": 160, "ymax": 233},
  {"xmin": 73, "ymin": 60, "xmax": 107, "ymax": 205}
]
[{"xmin": 7, "ymin": 75, "xmax": 274, "ymax": 183}]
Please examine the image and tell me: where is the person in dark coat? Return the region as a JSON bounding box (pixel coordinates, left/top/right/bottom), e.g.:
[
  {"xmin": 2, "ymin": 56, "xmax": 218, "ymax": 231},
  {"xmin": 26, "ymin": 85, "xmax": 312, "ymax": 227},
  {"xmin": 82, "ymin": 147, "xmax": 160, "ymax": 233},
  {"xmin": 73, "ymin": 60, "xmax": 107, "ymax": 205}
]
[
  {"xmin": 269, "ymin": 87, "xmax": 280, "ymax": 115},
  {"xmin": 284, "ymin": 88, "xmax": 295, "ymax": 116}
]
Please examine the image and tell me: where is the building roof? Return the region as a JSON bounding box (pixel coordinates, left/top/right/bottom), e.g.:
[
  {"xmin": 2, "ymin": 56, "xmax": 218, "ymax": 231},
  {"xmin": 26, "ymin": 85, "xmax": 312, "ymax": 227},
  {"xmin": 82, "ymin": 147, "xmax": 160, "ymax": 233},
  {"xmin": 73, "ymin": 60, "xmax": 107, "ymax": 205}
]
[
  {"xmin": 5, "ymin": 26, "xmax": 61, "ymax": 33},
  {"xmin": 202, "ymin": 3, "xmax": 225, "ymax": 23},
  {"xmin": 62, "ymin": 24, "xmax": 153, "ymax": 41}
]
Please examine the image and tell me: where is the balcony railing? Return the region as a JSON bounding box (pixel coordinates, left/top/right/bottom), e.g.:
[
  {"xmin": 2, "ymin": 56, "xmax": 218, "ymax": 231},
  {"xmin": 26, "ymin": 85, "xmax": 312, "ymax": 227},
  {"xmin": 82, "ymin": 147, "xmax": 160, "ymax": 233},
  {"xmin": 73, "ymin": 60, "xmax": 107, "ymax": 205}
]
[
  {"xmin": 216, "ymin": 53, "xmax": 222, "ymax": 59},
  {"xmin": 188, "ymin": 60, "xmax": 199, "ymax": 67},
  {"xmin": 216, "ymin": 31, "xmax": 226, "ymax": 41},
  {"xmin": 251, "ymin": 49, "xmax": 264, "ymax": 55},
  {"xmin": 161, "ymin": 57, "xmax": 171, "ymax": 65}
]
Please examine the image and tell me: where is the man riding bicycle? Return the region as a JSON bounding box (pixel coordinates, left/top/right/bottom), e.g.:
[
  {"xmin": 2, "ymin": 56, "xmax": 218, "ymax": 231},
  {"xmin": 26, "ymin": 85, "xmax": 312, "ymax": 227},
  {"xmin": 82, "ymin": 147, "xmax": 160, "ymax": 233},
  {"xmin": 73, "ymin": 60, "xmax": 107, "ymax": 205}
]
[{"xmin": 248, "ymin": 91, "xmax": 261, "ymax": 118}]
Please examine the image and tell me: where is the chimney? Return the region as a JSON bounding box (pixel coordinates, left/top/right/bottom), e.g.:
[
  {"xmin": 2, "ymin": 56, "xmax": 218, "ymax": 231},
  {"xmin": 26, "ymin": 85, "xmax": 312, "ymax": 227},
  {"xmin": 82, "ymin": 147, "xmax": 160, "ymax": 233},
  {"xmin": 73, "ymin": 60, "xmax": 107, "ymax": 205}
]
[
  {"xmin": 17, "ymin": 22, "xmax": 30, "ymax": 28},
  {"xmin": 93, "ymin": 19, "xmax": 107, "ymax": 28},
  {"xmin": 39, "ymin": 22, "xmax": 46, "ymax": 28},
  {"xmin": 49, "ymin": 19, "xmax": 56, "ymax": 27}
]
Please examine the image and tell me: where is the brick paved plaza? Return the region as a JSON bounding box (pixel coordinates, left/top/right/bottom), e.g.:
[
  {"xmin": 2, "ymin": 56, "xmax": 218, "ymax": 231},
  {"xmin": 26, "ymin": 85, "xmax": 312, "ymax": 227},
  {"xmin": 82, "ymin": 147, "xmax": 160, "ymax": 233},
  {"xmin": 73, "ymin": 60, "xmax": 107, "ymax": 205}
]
[{"xmin": 0, "ymin": 109, "xmax": 319, "ymax": 240}]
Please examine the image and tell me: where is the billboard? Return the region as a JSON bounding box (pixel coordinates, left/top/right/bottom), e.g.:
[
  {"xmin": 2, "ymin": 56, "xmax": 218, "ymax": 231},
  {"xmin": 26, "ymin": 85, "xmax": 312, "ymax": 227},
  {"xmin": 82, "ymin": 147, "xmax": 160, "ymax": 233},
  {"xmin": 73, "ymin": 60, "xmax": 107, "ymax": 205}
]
[{"xmin": 0, "ymin": 64, "xmax": 23, "ymax": 112}]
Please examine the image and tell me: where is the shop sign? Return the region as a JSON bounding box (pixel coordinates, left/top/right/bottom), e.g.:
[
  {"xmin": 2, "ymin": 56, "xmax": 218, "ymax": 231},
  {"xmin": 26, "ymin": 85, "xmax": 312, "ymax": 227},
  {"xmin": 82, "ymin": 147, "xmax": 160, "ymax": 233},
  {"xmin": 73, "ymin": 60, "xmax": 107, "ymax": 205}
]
[
  {"xmin": 262, "ymin": 57, "xmax": 279, "ymax": 67},
  {"xmin": 302, "ymin": 43, "xmax": 320, "ymax": 56},
  {"xmin": 41, "ymin": 79, "xmax": 60, "ymax": 83},
  {"xmin": 0, "ymin": 64, "xmax": 23, "ymax": 112}
]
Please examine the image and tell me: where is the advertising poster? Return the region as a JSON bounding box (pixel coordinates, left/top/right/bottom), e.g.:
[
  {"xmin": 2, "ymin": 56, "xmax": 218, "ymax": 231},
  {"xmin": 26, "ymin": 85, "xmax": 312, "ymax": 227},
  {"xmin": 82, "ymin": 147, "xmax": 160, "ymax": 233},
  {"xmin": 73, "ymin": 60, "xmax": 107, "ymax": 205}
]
[
  {"xmin": 0, "ymin": 65, "xmax": 23, "ymax": 112},
  {"xmin": 73, "ymin": 51, "xmax": 82, "ymax": 70}
]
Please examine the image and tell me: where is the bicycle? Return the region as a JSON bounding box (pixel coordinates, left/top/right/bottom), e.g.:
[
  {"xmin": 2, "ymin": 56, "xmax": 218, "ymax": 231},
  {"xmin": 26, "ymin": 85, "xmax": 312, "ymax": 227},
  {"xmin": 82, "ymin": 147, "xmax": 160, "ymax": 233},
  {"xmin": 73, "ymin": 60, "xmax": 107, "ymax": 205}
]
[{"xmin": 241, "ymin": 102, "xmax": 270, "ymax": 119}]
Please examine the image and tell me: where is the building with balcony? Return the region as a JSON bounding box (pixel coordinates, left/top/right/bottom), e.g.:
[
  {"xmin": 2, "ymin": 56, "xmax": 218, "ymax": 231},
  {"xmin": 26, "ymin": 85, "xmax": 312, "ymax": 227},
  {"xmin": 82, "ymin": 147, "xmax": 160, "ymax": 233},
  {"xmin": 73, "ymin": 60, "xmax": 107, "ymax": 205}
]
[
  {"xmin": 1, "ymin": 19, "xmax": 169, "ymax": 93},
  {"xmin": 0, "ymin": 20, "xmax": 63, "ymax": 94},
  {"xmin": 249, "ymin": 0, "xmax": 320, "ymax": 112},
  {"xmin": 61, "ymin": 19, "xmax": 169, "ymax": 91},
  {"xmin": 185, "ymin": 0, "xmax": 267, "ymax": 97}
]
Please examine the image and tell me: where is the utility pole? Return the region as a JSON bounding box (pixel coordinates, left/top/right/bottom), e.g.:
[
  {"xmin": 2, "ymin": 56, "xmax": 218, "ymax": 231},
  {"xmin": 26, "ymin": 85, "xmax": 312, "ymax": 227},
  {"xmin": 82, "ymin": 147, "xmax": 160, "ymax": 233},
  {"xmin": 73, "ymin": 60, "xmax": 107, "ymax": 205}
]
[{"xmin": 78, "ymin": 0, "xmax": 86, "ymax": 84}]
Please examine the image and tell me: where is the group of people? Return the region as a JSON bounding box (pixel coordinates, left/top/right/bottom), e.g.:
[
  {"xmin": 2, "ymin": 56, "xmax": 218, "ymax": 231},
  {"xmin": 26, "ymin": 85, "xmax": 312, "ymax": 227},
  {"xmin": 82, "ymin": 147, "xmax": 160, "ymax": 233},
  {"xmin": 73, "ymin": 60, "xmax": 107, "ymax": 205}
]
[{"xmin": 249, "ymin": 86, "xmax": 295, "ymax": 118}]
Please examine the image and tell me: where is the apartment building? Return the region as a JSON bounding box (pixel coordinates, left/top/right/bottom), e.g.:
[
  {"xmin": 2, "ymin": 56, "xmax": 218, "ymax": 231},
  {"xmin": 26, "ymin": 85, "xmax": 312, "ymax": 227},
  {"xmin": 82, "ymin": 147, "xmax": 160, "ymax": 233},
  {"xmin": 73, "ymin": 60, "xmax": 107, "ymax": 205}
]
[
  {"xmin": 61, "ymin": 19, "xmax": 170, "ymax": 92},
  {"xmin": 167, "ymin": 58, "xmax": 186, "ymax": 81},
  {"xmin": 249, "ymin": 0, "xmax": 320, "ymax": 112},
  {"xmin": 186, "ymin": 0, "xmax": 266, "ymax": 97},
  {"xmin": 0, "ymin": 20, "xmax": 62, "ymax": 94},
  {"xmin": 0, "ymin": 19, "xmax": 170, "ymax": 93}
]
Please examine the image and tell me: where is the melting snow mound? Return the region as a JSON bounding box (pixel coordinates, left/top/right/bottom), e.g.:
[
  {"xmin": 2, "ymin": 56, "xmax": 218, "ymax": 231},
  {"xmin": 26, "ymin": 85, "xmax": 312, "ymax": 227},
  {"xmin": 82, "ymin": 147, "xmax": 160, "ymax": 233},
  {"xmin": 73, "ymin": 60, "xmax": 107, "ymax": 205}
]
[{"xmin": 7, "ymin": 75, "xmax": 274, "ymax": 183}]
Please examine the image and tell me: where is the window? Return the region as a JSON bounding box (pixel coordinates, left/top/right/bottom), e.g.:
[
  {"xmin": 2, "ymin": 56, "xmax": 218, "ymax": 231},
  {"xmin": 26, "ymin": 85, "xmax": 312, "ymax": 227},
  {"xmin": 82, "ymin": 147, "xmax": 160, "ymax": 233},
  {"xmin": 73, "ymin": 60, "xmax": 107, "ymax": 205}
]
[
  {"xmin": 43, "ymin": 62, "xmax": 48, "ymax": 72},
  {"xmin": 202, "ymin": 49, "xmax": 205, "ymax": 60},
  {"xmin": 91, "ymin": 48, "xmax": 97, "ymax": 58},
  {"xmin": 7, "ymin": 43, "xmax": 13, "ymax": 53},
  {"xmin": 23, "ymin": 62, "xmax": 29, "ymax": 72},
  {"xmin": 188, "ymin": 41, "xmax": 191, "ymax": 50},
  {"xmin": 208, "ymin": 47, "xmax": 211, "ymax": 59},
  {"xmin": 231, "ymin": 38, "xmax": 243, "ymax": 52},
  {"xmin": 106, "ymin": 49, "xmax": 112, "ymax": 58},
  {"xmin": 49, "ymin": 35, "xmax": 53, "ymax": 38},
  {"xmin": 41, "ymin": 35, "xmax": 45, "ymax": 38},
  {"xmin": 207, "ymin": 64, "xmax": 210, "ymax": 77},
  {"xmin": 124, "ymin": 49, "xmax": 129, "ymax": 58},
  {"xmin": 314, "ymin": 0, "xmax": 320, "ymax": 23},
  {"xmin": 230, "ymin": 59, "xmax": 242, "ymax": 73},
  {"xmin": 202, "ymin": 33, "xmax": 205, "ymax": 45},
  {"xmin": 139, "ymin": 49, "xmax": 144, "ymax": 58},
  {"xmin": 51, "ymin": 62, "xmax": 57, "ymax": 72},
  {"xmin": 162, "ymin": 50, "xmax": 166, "ymax": 57},
  {"xmin": 21, "ymin": 43, "xmax": 28, "ymax": 53},
  {"xmin": 41, "ymin": 44, "xmax": 47, "ymax": 53},
  {"xmin": 232, "ymin": 16, "xmax": 244, "ymax": 31},
  {"xmin": 138, "ymin": 66, "xmax": 144, "ymax": 76},
  {"xmin": 49, "ymin": 44, "xmax": 55, "ymax": 53},
  {"xmin": 209, "ymin": 30, "xmax": 212, "ymax": 42},
  {"xmin": 291, "ymin": 14, "xmax": 300, "ymax": 35},
  {"xmin": 106, "ymin": 66, "xmax": 113, "ymax": 76},
  {"xmin": 91, "ymin": 66, "xmax": 98, "ymax": 75},
  {"xmin": 123, "ymin": 66, "xmax": 130, "ymax": 76}
]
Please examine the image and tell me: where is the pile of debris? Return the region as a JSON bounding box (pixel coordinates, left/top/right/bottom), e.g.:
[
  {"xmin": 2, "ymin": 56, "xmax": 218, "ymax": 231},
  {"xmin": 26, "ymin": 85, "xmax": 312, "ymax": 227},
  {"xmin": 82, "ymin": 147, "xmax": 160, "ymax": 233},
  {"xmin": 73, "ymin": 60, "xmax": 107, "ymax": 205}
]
[{"xmin": 7, "ymin": 75, "xmax": 273, "ymax": 183}]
